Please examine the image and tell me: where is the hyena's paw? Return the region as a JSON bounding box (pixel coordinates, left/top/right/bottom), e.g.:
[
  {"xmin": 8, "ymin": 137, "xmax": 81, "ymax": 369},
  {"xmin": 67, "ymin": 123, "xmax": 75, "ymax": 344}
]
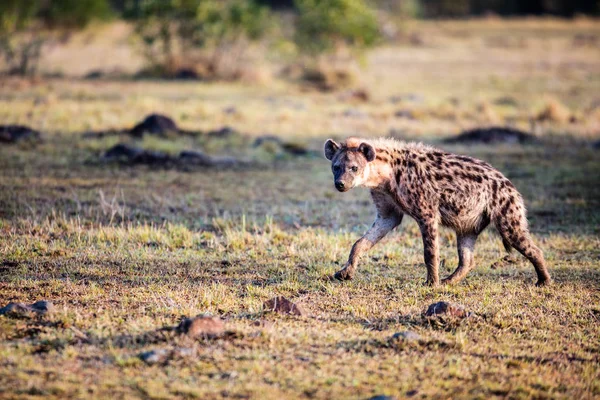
[
  {"xmin": 535, "ymin": 278, "xmax": 553, "ymax": 287},
  {"xmin": 424, "ymin": 278, "xmax": 440, "ymax": 287},
  {"xmin": 333, "ymin": 268, "xmax": 354, "ymax": 281}
]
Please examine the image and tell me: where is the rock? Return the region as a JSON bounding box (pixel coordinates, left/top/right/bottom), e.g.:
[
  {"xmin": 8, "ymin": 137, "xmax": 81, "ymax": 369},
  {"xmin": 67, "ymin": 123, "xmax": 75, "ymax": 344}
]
[
  {"xmin": 263, "ymin": 296, "xmax": 305, "ymax": 316},
  {"xmin": 102, "ymin": 144, "xmax": 240, "ymax": 168},
  {"xmin": 139, "ymin": 348, "xmax": 171, "ymax": 365},
  {"xmin": 177, "ymin": 315, "xmax": 225, "ymax": 339},
  {"xmin": 29, "ymin": 301, "xmax": 55, "ymax": 314},
  {"xmin": 174, "ymin": 68, "xmax": 199, "ymax": 80},
  {"xmin": 139, "ymin": 347, "xmax": 196, "ymax": 365},
  {"xmin": 390, "ymin": 331, "xmax": 421, "ymax": 342},
  {"xmin": 103, "ymin": 143, "xmax": 144, "ymax": 160},
  {"xmin": 443, "ymin": 127, "xmax": 535, "ymax": 145},
  {"xmin": 252, "ymin": 320, "xmax": 274, "ymax": 329},
  {"xmin": 0, "ymin": 125, "xmax": 42, "ymax": 144},
  {"xmin": 394, "ymin": 109, "xmax": 415, "ymax": 119},
  {"xmin": 129, "ymin": 114, "xmax": 179, "ymax": 137},
  {"xmin": 424, "ymin": 302, "xmax": 470, "ymax": 319},
  {"xmin": 102, "ymin": 143, "xmax": 173, "ymax": 166},
  {"xmin": 178, "ymin": 150, "xmax": 215, "ymax": 167},
  {"xmin": 0, "ymin": 300, "xmax": 55, "ymax": 317},
  {"xmin": 206, "ymin": 126, "xmax": 238, "ymax": 138}
]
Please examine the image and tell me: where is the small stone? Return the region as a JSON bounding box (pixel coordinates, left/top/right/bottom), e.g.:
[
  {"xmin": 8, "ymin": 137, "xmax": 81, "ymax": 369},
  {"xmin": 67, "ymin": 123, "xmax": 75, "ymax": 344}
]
[
  {"xmin": 177, "ymin": 315, "xmax": 225, "ymax": 339},
  {"xmin": 139, "ymin": 347, "xmax": 196, "ymax": 365},
  {"xmin": 263, "ymin": 296, "xmax": 305, "ymax": 316},
  {"xmin": 252, "ymin": 320, "xmax": 274, "ymax": 329},
  {"xmin": 0, "ymin": 300, "xmax": 55, "ymax": 317},
  {"xmin": 391, "ymin": 331, "xmax": 421, "ymax": 342},
  {"xmin": 30, "ymin": 301, "xmax": 55, "ymax": 314},
  {"xmin": 424, "ymin": 301, "xmax": 470, "ymax": 318},
  {"xmin": 139, "ymin": 349, "xmax": 171, "ymax": 365}
]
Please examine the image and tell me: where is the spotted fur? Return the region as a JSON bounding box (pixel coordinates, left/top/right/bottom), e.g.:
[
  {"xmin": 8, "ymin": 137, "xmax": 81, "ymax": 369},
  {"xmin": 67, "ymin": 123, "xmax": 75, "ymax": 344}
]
[{"xmin": 324, "ymin": 137, "xmax": 551, "ymax": 287}]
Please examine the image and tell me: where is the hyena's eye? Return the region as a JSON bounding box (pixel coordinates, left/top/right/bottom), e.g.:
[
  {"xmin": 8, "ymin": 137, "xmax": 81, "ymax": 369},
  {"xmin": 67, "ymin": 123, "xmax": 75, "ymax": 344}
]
[{"xmin": 351, "ymin": 166, "xmax": 358, "ymax": 172}]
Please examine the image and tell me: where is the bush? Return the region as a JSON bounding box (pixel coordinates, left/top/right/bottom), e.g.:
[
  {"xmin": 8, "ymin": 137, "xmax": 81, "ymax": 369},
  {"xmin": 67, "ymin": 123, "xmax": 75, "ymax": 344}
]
[
  {"xmin": 135, "ymin": 0, "xmax": 273, "ymax": 80},
  {"xmin": 294, "ymin": 0, "xmax": 380, "ymax": 55},
  {"xmin": 0, "ymin": 0, "xmax": 112, "ymax": 76}
]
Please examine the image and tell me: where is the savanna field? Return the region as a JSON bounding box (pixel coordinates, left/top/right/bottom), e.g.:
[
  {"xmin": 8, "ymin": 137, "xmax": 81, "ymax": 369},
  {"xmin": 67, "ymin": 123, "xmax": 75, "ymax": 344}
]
[{"xmin": 1, "ymin": 19, "xmax": 600, "ymax": 399}]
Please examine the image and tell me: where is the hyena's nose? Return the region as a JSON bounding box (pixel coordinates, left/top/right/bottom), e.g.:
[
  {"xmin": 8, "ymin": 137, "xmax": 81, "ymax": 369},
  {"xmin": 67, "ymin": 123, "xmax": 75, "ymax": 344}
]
[{"xmin": 335, "ymin": 181, "xmax": 345, "ymax": 191}]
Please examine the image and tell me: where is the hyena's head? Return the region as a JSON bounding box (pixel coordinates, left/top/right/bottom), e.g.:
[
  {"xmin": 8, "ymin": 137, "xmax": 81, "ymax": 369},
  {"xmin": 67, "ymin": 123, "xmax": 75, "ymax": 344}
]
[{"xmin": 324, "ymin": 138, "xmax": 375, "ymax": 192}]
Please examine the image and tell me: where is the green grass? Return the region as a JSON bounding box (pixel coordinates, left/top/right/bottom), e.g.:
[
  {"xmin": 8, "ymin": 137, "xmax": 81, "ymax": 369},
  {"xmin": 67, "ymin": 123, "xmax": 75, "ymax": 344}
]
[{"xmin": 1, "ymin": 18, "xmax": 600, "ymax": 399}]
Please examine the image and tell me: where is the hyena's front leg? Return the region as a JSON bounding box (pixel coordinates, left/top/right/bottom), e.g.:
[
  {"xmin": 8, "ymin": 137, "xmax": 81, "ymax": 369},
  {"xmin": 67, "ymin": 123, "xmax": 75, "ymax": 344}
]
[
  {"xmin": 334, "ymin": 214, "xmax": 403, "ymax": 281},
  {"xmin": 419, "ymin": 218, "xmax": 440, "ymax": 287}
]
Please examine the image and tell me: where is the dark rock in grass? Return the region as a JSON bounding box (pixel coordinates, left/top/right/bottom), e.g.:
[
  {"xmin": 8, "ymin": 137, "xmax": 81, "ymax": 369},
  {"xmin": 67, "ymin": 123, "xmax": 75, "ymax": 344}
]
[
  {"xmin": 174, "ymin": 68, "xmax": 199, "ymax": 80},
  {"xmin": 177, "ymin": 315, "xmax": 225, "ymax": 339},
  {"xmin": 263, "ymin": 296, "xmax": 305, "ymax": 316},
  {"xmin": 103, "ymin": 143, "xmax": 145, "ymax": 160},
  {"xmin": 207, "ymin": 126, "xmax": 238, "ymax": 138},
  {"xmin": 102, "ymin": 144, "xmax": 173, "ymax": 166},
  {"xmin": 443, "ymin": 127, "xmax": 535, "ymax": 145},
  {"xmin": 102, "ymin": 144, "xmax": 241, "ymax": 168},
  {"xmin": 0, "ymin": 300, "xmax": 55, "ymax": 317},
  {"xmin": 0, "ymin": 125, "xmax": 42, "ymax": 144},
  {"xmin": 424, "ymin": 302, "xmax": 469, "ymax": 319},
  {"xmin": 130, "ymin": 114, "xmax": 179, "ymax": 138}
]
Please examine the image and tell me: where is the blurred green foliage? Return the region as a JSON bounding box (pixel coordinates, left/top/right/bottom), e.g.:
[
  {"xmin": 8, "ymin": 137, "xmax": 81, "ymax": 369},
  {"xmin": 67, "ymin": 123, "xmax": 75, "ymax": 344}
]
[
  {"xmin": 0, "ymin": 0, "xmax": 112, "ymax": 76},
  {"xmin": 294, "ymin": 0, "xmax": 380, "ymax": 55},
  {"xmin": 134, "ymin": 0, "xmax": 272, "ymax": 78}
]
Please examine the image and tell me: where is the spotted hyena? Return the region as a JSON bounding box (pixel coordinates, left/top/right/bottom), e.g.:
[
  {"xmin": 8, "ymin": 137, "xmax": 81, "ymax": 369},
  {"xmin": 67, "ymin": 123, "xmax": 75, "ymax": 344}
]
[{"xmin": 324, "ymin": 137, "xmax": 551, "ymax": 287}]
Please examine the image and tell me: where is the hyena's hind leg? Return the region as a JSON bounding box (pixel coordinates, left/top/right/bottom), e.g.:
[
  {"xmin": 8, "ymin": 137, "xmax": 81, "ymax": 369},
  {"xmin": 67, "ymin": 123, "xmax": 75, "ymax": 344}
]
[
  {"xmin": 442, "ymin": 234, "xmax": 477, "ymax": 285},
  {"xmin": 494, "ymin": 212, "xmax": 552, "ymax": 286}
]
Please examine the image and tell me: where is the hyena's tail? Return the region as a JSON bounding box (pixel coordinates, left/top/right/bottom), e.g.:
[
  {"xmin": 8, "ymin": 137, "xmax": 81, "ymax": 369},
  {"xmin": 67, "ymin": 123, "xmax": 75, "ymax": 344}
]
[
  {"xmin": 501, "ymin": 237, "xmax": 512, "ymax": 254},
  {"xmin": 492, "ymin": 194, "xmax": 552, "ymax": 285}
]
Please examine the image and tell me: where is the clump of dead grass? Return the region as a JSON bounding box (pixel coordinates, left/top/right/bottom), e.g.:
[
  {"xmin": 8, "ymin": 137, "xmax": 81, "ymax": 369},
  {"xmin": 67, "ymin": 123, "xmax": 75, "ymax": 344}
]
[{"xmin": 537, "ymin": 99, "xmax": 572, "ymax": 123}]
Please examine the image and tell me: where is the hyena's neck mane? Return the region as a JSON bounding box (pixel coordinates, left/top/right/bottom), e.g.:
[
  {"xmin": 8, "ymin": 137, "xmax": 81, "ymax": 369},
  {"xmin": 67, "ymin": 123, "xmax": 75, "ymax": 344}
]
[{"xmin": 360, "ymin": 139, "xmax": 430, "ymax": 191}]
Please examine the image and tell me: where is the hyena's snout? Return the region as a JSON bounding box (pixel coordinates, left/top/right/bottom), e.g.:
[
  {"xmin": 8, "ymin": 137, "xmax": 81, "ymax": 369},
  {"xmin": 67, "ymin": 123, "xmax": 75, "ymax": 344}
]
[{"xmin": 335, "ymin": 180, "xmax": 346, "ymax": 191}]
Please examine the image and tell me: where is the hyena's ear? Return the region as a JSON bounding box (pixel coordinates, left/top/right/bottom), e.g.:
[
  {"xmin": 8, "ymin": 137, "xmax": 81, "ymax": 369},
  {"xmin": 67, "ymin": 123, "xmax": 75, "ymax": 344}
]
[
  {"xmin": 358, "ymin": 142, "xmax": 376, "ymax": 162},
  {"xmin": 324, "ymin": 139, "xmax": 340, "ymax": 160}
]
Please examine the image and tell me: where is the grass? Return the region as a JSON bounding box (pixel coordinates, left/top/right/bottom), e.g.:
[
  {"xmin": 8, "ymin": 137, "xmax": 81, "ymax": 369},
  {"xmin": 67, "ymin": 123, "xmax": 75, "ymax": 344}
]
[{"xmin": 1, "ymin": 18, "xmax": 600, "ymax": 399}]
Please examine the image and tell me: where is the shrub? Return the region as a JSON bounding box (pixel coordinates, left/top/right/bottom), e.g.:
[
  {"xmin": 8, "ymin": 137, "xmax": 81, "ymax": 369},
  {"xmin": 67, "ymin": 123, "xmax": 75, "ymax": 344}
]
[
  {"xmin": 0, "ymin": 0, "xmax": 112, "ymax": 76},
  {"xmin": 134, "ymin": 0, "xmax": 273, "ymax": 80},
  {"xmin": 294, "ymin": 0, "xmax": 380, "ymax": 55}
]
